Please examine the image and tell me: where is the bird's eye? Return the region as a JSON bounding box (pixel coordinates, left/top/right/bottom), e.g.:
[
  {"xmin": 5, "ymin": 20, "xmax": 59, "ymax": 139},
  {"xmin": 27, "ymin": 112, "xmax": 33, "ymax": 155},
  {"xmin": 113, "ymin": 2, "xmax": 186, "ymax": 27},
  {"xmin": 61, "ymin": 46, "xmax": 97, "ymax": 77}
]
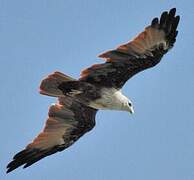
[{"xmin": 128, "ymin": 102, "xmax": 132, "ymax": 106}]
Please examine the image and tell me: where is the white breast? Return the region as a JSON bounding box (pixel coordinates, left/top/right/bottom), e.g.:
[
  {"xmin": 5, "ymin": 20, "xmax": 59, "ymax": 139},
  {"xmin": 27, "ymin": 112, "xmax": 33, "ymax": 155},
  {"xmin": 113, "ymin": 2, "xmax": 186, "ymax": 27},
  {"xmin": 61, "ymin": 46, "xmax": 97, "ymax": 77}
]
[{"xmin": 89, "ymin": 88, "xmax": 129, "ymax": 111}]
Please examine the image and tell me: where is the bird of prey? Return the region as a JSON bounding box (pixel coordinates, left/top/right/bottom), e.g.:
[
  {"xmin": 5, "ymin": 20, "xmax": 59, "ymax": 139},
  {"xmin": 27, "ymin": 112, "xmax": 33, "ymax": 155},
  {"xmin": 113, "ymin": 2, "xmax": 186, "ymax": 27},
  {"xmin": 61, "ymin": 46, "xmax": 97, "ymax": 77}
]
[{"xmin": 7, "ymin": 8, "xmax": 180, "ymax": 173}]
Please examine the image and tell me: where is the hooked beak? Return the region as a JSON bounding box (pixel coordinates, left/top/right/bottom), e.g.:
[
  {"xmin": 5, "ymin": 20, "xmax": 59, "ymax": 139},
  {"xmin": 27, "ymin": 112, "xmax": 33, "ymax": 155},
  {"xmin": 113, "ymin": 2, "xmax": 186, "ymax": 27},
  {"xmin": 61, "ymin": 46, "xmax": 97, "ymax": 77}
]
[{"xmin": 129, "ymin": 106, "xmax": 134, "ymax": 114}]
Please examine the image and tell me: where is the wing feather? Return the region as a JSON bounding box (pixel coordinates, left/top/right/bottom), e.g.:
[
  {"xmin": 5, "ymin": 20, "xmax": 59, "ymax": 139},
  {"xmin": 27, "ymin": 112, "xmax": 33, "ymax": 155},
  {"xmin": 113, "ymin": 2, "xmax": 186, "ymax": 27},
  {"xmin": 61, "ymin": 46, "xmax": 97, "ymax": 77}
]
[
  {"xmin": 39, "ymin": 71, "xmax": 76, "ymax": 97},
  {"xmin": 6, "ymin": 97, "xmax": 97, "ymax": 173},
  {"xmin": 80, "ymin": 8, "xmax": 180, "ymax": 88}
]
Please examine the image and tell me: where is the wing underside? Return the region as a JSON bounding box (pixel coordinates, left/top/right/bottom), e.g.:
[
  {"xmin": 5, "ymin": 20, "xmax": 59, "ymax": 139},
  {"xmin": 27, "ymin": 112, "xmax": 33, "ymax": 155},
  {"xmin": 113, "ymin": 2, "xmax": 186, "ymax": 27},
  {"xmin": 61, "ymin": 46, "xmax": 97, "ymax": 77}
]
[
  {"xmin": 80, "ymin": 8, "xmax": 180, "ymax": 89},
  {"xmin": 6, "ymin": 97, "xmax": 97, "ymax": 173}
]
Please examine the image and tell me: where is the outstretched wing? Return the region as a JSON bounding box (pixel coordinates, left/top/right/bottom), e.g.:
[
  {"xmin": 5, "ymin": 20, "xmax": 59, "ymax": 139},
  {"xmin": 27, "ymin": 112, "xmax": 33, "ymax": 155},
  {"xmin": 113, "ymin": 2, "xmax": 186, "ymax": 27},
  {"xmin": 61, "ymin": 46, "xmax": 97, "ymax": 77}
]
[
  {"xmin": 80, "ymin": 8, "xmax": 180, "ymax": 89},
  {"xmin": 7, "ymin": 97, "xmax": 97, "ymax": 173}
]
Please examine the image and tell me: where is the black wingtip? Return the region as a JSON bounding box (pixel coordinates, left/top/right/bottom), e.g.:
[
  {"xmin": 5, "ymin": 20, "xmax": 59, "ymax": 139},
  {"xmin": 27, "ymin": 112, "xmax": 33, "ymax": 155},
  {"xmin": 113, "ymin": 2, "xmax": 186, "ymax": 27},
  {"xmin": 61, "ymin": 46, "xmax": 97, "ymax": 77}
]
[
  {"xmin": 175, "ymin": 15, "xmax": 180, "ymax": 24},
  {"xmin": 6, "ymin": 160, "xmax": 21, "ymax": 173},
  {"xmin": 151, "ymin": 17, "xmax": 159, "ymax": 26},
  {"xmin": 6, "ymin": 145, "xmax": 66, "ymax": 173},
  {"xmin": 6, "ymin": 161, "xmax": 19, "ymax": 173},
  {"xmin": 6, "ymin": 169, "xmax": 12, "ymax": 174},
  {"xmin": 6, "ymin": 161, "xmax": 15, "ymax": 173},
  {"xmin": 6, "ymin": 148, "xmax": 38, "ymax": 173},
  {"xmin": 159, "ymin": 11, "xmax": 168, "ymax": 27},
  {"xmin": 169, "ymin": 8, "xmax": 176, "ymax": 14},
  {"xmin": 6, "ymin": 166, "xmax": 11, "ymax": 174}
]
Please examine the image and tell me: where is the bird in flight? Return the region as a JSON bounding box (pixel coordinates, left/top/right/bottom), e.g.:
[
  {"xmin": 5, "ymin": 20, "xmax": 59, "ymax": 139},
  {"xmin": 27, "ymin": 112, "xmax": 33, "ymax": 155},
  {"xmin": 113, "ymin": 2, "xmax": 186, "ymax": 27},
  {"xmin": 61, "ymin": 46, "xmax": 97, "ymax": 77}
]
[{"xmin": 7, "ymin": 8, "xmax": 180, "ymax": 173}]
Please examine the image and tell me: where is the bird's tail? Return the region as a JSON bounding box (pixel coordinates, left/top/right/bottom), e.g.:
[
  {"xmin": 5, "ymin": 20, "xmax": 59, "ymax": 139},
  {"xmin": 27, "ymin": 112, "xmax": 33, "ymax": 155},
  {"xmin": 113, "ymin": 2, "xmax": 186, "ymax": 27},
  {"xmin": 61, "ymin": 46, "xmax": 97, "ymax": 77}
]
[{"xmin": 39, "ymin": 71, "xmax": 76, "ymax": 97}]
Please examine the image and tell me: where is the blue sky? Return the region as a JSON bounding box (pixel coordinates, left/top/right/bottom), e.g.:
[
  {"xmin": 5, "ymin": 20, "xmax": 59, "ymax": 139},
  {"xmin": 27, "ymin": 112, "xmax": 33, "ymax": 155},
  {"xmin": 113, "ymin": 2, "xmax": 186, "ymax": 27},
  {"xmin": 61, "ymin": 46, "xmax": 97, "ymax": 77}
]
[{"xmin": 1, "ymin": 0, "xmax": 194, "ymax": 179}]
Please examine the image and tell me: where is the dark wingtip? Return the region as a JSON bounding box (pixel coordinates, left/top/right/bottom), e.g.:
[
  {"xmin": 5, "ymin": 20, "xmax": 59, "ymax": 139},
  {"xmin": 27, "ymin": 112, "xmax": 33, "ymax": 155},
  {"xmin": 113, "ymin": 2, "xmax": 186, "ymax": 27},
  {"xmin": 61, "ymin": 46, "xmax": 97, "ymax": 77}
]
[
  {"xmin": 6, "ymin": 148, "xmax": 38, "ymax": 173},
  {"xmin": 175, "ymin": 15, "xmax": 180, "ymax": 24},
  {"xmin": 6, "ymin": 145, "xmax": 65, "ymax": 173},
  {"xmin": 160, "ymin": 11, "xmax": 168, "ymax": 22},
  {"xmin": 169, "ymin": 8, "xmax": 176, "ymax": 14},
  {"xmin": 151, "ymin": 17, "xmax": 159, "ymax": 26},
  {"xmin": 6, "ymin": 166, "xmax": 11, "ymax": 174},
  {"xmin": 6, "ymin": 161, "xmax": 19, "ymax": 173},
  {"xmin": 6, "ymin": 169, "xmax": 12, "ymax": 174},
  {"xmin": 6, "ymin": 161, "xmax": 15, "ymax": 173}
]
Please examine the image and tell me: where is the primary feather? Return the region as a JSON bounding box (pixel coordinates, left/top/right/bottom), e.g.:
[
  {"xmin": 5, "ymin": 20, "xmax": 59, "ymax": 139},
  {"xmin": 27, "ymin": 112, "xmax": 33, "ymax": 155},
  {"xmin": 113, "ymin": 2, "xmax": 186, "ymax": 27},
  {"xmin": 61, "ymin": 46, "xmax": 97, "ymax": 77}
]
[{"xmin": 80, "ymin": 8, "xmax": 179, "ymax": 89}]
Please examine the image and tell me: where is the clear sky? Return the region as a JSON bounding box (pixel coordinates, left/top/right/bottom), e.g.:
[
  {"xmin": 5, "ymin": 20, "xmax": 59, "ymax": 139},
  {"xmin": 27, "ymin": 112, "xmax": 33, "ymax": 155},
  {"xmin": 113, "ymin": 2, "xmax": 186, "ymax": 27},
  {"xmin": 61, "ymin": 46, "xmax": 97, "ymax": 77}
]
[{"xmin": 1, "ymin": 0, "xmax": 194, "ymax": 180}]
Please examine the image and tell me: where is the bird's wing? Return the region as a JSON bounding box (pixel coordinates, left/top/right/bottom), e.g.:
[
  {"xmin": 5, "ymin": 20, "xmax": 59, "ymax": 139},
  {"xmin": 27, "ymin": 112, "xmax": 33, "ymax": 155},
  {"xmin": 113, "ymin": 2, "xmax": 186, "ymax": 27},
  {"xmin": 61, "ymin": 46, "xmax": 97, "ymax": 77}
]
[
  {"xmin": 80, "ymin": 8, "xmax": 180, "ymax": 89},
  {"xmin": 7, "ymin": 97, "xmax": 97, "ymax": 173}
]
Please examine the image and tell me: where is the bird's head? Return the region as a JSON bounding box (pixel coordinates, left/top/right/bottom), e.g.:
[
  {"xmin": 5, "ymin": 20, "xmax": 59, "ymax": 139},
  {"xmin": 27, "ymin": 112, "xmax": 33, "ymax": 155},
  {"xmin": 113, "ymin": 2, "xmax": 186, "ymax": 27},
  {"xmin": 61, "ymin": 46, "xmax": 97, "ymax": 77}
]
[{"xmin": 125, "ymin": 99, "xmax": 134, "ymax": 114}]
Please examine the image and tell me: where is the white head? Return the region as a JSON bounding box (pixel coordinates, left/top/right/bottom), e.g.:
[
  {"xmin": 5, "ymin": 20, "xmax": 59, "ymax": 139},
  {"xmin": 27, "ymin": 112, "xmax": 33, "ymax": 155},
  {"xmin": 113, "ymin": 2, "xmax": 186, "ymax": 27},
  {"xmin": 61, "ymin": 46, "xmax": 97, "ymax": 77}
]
[
  {"xmin": 115, "ymin": 90, "xmax": 134, "ymax": 114},
  {"xmin": 124, "ymin": 99, "xmax": 134, "ymax": 114}
]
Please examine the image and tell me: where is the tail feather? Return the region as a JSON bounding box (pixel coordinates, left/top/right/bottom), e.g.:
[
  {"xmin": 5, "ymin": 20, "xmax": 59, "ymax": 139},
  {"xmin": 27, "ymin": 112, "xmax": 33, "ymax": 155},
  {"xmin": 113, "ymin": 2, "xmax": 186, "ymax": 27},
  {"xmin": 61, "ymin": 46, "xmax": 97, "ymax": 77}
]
[{"xmin": 39, "ymin": 71, "xmax": 75, "ymax": 97}]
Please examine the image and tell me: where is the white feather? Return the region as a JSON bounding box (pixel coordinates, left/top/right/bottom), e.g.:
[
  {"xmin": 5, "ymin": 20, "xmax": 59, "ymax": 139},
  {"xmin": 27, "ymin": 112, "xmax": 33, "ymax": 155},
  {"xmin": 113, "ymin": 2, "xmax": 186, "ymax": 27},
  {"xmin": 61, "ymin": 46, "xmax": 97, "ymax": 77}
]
[{"xmin": 89, "ymin": 88, "xmax": 132, "ymax": 112}]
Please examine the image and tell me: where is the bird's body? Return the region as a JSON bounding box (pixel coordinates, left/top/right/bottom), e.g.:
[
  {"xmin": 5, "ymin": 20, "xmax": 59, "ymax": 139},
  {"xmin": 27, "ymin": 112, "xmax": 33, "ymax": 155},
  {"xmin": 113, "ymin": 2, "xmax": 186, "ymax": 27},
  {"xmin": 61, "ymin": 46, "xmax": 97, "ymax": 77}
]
[
  {"xmin": 88, "ymin": 88, "xmax": 132, "ymax": 112},
  {"xmin": 7, "ymin": 8, "xmax": 180, "ymax": 173}
]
